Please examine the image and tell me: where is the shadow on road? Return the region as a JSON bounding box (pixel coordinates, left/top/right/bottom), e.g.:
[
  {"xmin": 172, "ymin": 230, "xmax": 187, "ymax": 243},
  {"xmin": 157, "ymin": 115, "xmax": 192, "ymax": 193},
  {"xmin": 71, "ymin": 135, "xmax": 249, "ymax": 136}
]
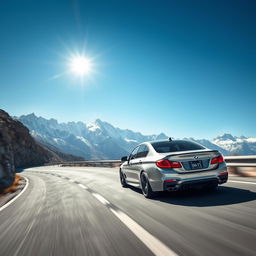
[
  {"xmin": 128, "ymin": 186, "xmax": 256, "ymax": 207},
  {"xmin": 154, "ymin": 186, "xmax": 256, "ymax": 207}
]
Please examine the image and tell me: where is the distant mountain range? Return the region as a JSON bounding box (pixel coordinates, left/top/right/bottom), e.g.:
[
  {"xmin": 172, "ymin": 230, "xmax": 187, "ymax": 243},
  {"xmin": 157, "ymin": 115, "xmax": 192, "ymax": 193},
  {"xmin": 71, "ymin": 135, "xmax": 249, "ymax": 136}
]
[{"xmin": 15, "ymin": 113, "xmax": 256, "ymax": 159}]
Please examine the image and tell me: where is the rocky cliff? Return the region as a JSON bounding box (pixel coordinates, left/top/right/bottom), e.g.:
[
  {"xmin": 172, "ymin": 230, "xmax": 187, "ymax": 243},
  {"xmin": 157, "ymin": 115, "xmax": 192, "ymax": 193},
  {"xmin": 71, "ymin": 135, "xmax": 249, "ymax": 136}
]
[
  {"xmin": 0, "ymin": 110, "xmax": 83, "ymax": 192},
  {"xmin": 0, "ymin": 111, "xmax": 15, "ymax": 192}
]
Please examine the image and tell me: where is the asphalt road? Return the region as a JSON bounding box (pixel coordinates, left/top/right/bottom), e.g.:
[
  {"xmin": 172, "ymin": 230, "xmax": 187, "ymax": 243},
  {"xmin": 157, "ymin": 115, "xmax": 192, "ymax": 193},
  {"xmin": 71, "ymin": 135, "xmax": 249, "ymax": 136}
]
[{"xmin": 0, "ymin": 166, "xmax": 255, "ymax": 256}]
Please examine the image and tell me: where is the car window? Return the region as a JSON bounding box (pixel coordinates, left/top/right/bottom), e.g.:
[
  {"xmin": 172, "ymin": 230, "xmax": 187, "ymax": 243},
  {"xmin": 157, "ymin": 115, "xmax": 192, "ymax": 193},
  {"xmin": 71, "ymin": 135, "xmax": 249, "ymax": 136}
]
[
  {"xmin": 136, "ymin": 145, "xmax": 149, "ymax": 158},
  {"xmin": 129, "ymin": 146, "xmax": 139, "ymax": 160},
  {"xmin": 151, "ymin": 140, "xmax": 205, "ymax": 153}
]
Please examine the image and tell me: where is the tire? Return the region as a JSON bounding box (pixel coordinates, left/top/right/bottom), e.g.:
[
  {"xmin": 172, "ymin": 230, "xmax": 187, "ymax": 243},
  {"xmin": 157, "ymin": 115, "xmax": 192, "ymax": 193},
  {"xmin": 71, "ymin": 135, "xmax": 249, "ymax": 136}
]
[
  {"xmin": 119, "ymin": 169, "xmax": 128, "ymax": 187},
  {"xmin": 140, "ymin": 172, "xmax": 157, "ymax": 199}
]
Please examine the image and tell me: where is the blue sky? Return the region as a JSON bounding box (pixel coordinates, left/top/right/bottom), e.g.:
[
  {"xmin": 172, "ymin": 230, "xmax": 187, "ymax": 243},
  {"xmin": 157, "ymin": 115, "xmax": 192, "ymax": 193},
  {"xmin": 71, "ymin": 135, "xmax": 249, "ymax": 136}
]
[{"xmin": 0, "ymin": 0, "xmax": 255, "ymax": 139}]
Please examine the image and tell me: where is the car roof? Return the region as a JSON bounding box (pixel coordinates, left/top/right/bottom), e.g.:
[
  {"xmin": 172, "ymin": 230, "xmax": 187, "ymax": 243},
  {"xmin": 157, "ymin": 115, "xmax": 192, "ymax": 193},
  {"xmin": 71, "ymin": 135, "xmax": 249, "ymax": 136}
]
[
  {"xmin": 144, "ymin": 139, "xmax": 187, "ymax": 145},
  {"xmin": 139, "ymin": 139, "xmax": 205, "ymax": 150}
]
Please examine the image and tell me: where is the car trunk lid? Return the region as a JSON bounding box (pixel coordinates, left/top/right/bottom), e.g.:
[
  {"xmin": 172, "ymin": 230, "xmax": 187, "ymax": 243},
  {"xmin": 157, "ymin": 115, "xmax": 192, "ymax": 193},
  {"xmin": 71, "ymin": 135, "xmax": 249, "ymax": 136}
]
[{"xmin": 165, "ymin": 150, "xmax": 220, "ymax": 172}]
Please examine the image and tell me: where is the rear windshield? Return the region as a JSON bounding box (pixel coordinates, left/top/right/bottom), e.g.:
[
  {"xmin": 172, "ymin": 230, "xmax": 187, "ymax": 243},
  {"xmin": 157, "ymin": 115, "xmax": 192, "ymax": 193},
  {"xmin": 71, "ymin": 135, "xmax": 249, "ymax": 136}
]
[{"xmin": 151, "ymin": 140, "xmax": 205, "ymax": 153}]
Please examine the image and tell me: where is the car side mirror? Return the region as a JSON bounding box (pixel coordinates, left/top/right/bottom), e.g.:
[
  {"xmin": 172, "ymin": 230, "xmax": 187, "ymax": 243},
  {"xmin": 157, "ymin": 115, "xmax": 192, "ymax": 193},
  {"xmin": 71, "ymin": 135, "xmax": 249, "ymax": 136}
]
[{"xmin": 121, "ymin": 156, "xmax": 128, "ymax": 162}]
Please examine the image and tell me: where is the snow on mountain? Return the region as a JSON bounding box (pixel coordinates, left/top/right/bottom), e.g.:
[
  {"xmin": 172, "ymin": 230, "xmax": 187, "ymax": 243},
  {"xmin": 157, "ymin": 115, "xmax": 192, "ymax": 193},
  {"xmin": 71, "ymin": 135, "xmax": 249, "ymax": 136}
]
[
  {"xmin": 187, "ymin": 138, "xmax": 229, "ymax": 156},
  {"xmin": 212, "ymin": 133, "xmax": 256, "ymax": 155},
  {"xmin": 86, "ymin": 122, "xmax": 100, "ymax": 132},
  {"xmin": 214, "ymin": 133, "xmax": 236, "ymax": 141},
  {"xmin": 124, "ymin": 138, "xmax": 138, "ymax": 143},
  {"xmin": 76, "ymin": 136, "xmax": 92, "ymax": 147},
  {"xmin": 246, "ymin": 137, "xmax": 256, "ymax": 143}
]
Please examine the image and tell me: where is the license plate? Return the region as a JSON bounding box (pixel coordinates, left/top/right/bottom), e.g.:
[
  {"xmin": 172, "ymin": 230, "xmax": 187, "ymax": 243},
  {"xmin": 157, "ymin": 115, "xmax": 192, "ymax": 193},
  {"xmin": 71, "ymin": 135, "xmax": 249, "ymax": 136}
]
[{"xmin": 190, "ymin": 160, "xmax": 203, "ymax": 170}]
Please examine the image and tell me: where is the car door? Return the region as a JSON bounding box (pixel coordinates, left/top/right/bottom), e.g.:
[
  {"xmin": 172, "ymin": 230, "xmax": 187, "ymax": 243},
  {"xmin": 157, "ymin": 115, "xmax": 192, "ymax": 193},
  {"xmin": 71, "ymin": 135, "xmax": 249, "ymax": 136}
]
[
  {"xmin": 132, "ymin": 145, "xmax": 149, "ymax": 182},
  {"xmin": 124, "ymin": 146, "xmax": 139, "ymax": 183}
]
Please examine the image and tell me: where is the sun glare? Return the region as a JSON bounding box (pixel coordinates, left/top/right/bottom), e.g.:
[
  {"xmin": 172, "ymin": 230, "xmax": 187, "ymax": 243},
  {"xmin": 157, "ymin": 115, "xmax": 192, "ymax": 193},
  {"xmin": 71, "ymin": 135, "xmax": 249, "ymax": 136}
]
[{"xmin": 70, "ymin": 56, "xmax": 92, "ymax": 76}]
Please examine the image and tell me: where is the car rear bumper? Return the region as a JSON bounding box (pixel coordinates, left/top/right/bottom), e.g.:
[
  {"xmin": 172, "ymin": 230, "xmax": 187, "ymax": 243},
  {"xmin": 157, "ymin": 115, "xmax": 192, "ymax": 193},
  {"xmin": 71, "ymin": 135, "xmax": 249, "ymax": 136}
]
[
  {"xmin": 150, "ymin": 165, "xmax": 228, "ymax": 192},
  {"xmin": 163, "ymin": 173, "xmax": 228, "ymax": 191}
]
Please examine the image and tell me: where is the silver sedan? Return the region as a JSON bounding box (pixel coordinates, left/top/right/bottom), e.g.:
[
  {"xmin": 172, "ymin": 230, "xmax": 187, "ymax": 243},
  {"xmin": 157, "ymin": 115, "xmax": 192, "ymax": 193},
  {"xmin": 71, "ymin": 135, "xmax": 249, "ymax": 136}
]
[{"xmin": 120, "ymin": 139, "xmax": 228, "ymax": 198}]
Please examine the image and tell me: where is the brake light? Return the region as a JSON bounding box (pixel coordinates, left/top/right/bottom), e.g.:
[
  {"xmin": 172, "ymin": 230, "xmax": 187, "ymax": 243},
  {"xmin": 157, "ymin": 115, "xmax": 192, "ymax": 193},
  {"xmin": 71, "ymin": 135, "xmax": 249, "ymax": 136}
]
[
  {"xmin": 170, "ymin": 161, "xmax": 182, "ymax": 168},
  {"xmin": 156, "ymin": 160, "xmax": 182, "ymax": 168},
  {"xmin": 211, "ymin": 155, "xmax": 224, "ymax": 164},
  {"xmin": 219, "ymin": 171, "xmax": 228, "ymax": 176},
  {"xmin": 156, "ymin": 160, "xmax": 170, "ymax": 168},
  {"xmin": 165, "ymin": 179, "xmax": 176, "ymax": 182}
]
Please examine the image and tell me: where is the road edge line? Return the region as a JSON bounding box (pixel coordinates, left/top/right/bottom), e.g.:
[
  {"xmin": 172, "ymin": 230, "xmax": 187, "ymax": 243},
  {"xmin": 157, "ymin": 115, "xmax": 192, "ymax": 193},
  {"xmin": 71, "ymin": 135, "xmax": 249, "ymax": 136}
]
[{"xmin": 0, "ymin": 176, "xmax": 29, "ymax": 212}]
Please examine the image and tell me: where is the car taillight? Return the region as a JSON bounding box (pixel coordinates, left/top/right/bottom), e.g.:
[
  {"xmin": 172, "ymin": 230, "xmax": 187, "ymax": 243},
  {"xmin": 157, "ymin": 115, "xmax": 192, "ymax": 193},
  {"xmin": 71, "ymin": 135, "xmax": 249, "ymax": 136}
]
[
  {"xmin": 211, "ymin": 155, "xmax": 224, "ymax": 164},
  {"xmin": 165, "ymin": 179, "xmax": 177, "ymax": 182},
  {"xmin": 170, "ymin": 161, "xmax": 182, "ymax": 168},
  {"xmin": 219, "ymin": 171, "xmax": 228, "ymax": 176},
  {"xmin": 156, "ymin": 159, "xmax": 182, "ymax": 168}
]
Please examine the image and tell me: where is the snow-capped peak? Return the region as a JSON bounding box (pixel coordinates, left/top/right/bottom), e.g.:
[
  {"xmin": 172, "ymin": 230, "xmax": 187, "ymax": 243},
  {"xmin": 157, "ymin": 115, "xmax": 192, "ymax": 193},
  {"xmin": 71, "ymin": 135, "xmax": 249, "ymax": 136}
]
[
  {"xmin": 214, "ymin": 133, "xmax": 236, "ymax": 141},
  {"xmin": 86, "ymin": 122, "xmax": 101, "ymax": 132}
]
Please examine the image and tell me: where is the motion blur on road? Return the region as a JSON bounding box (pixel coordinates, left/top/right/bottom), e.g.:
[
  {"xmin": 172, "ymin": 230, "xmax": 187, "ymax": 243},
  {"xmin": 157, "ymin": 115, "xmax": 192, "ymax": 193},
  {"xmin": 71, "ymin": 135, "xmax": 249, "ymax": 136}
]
[{"xmin": 0, "ymin": 166, "xmax": 255, "ymax": 256}]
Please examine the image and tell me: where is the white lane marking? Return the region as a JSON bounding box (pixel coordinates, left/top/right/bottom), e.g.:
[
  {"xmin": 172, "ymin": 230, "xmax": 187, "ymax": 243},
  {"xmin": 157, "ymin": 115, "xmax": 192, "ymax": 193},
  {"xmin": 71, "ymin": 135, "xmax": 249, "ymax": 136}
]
[
  {"xmin": 0, "ymin": 177, "xmax": 29, "ymax": 212},
  {"xmin": 78, "ymin": 184, "xmax": 88, "ymax": 189},
  {"xmin": 229, "ymin": 180, "xmax": 256, "ymax": 185},
  {"xmin": 110, "ymin": 208, "xmax": 177, "ymax": 256},
  {"xmin": 92, "ymin": 193, "xmax": 110, "ymax": 205}
]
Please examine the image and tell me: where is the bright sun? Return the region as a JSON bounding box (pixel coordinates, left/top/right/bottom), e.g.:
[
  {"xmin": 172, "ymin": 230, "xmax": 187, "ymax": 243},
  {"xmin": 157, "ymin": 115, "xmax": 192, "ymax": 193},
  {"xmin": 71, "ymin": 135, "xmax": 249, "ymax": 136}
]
[{"xmin": 70, "ymin": 56, "xmax": 92, "ymax": 76}]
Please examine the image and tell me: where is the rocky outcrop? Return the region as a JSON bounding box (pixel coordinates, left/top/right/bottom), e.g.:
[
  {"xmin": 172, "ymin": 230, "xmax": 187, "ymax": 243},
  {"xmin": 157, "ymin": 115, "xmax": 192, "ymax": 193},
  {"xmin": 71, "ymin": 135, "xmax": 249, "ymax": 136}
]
[
  {"xmin": 0, "ymin": 115, "xmax": 15, "ymax": 193},
  {"xmin": 0, "ymin": 110, "xmax": 83, "ymax": 192},
  {"xmin": 1, "ymin": 110, "xmax": 54, "ymax": 168}
]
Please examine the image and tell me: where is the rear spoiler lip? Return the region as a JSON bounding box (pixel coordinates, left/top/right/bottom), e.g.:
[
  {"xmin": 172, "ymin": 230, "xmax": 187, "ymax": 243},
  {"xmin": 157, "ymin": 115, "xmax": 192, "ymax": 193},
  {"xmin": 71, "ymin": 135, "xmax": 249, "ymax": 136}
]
[{"xmin": 163, "ymin": 150, "xmax": 220, "ymax": 159}]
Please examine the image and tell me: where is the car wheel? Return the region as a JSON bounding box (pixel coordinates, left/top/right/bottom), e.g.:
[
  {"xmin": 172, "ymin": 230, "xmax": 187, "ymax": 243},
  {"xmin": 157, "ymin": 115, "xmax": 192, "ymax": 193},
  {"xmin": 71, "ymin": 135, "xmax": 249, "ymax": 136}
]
[
  {"xmin": 119, "ymin": 169, "xmax": 128, "ymax": 187},
  {"xmin": 140, "ymin": 172, "xmax": 157, "ymax": 198}
]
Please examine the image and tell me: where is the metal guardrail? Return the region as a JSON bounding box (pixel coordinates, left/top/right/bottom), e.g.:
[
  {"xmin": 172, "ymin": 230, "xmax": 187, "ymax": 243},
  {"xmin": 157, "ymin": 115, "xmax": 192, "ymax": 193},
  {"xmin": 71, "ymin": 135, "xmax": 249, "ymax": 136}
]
[
  {"xmin": 59, "ymin": 160, "xmax": 121, "ymax": 167},
  {"xmin": 56, "ymin": 155, "xmax": 256, "ymax": 168},
  {"xmin": 226, "ymin": 163, "xmax": 256, "ymax": 167},
  {"xmin": 224, "ymin": 156, "xmax": 256, "ymax": 167}
]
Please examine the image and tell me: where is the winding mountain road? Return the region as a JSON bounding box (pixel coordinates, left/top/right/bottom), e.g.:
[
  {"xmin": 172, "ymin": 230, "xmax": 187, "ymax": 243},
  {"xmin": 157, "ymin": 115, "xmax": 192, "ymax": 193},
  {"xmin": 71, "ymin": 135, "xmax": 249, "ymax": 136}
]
[{"xmin": 0, "ymin": 166, "xmax": 255, "ymax": 256}]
